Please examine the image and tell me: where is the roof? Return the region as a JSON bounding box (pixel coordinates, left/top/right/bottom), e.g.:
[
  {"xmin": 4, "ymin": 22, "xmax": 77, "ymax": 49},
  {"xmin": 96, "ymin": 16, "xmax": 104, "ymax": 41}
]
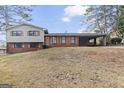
[
  {"xmin": 45, "ymin": 33, "xmax": 107, "ymax": 37},
  {"xmin": 6, "ymin": 23, "xmax": 46, "ymax": 31}
]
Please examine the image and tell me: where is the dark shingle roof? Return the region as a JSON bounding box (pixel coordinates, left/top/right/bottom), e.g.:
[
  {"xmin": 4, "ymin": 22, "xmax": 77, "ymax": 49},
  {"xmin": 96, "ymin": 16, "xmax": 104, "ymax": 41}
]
[{"xmin": 45, "ymin": 33, "xmax": 106, "ymax": 37}]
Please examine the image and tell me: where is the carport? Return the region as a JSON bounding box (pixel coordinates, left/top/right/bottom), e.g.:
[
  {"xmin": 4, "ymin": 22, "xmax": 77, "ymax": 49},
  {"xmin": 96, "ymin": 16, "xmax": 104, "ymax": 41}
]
[{"xmin": 78, "ymin": 33, "xmax": 107, "ymax": 46}]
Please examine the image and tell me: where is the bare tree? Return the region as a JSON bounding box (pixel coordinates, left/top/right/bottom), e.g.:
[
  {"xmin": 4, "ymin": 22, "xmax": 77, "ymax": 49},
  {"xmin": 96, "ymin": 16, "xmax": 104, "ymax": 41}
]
[{"xmin": 0, "ymin": 5, "xmax": 32, "ymax": 31}]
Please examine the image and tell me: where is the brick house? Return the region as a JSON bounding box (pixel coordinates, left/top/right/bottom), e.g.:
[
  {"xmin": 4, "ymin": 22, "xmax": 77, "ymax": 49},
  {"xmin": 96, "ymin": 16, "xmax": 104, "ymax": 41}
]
[
  {"xmin": 6, "ymin": 23, "xmax": 107, "ymax": 53},
  {"xmin": 0, "ymin": 48, "xmax": 6, "ymax": 54},
  {"xmin": 44, "ymin": 33, "xmax": 106, "ymax": 47},
  {"xmin": 6, "ymin": 23, "xmax": 44, "ymax": 53}
]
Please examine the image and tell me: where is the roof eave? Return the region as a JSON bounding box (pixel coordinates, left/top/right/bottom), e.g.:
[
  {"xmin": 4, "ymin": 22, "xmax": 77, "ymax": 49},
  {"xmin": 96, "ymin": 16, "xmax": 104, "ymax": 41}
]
[
  {"xmin": 44, "ymin": 33, "xmax": 107, "ymax": 37},
  {"xmin": 6, "ymin": 23, "xmax": 45, "ymax": 31}
]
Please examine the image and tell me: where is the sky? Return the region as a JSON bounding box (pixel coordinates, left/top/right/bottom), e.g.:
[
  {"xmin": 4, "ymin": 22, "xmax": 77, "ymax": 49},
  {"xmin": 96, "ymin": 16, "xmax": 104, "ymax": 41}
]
[
  {"xmin": 31, "ymin": 5, "xmax": 88, "ymax": 33},
  {"xmin": 0, "ymin": 5, "xmax": 89, "ymax": 41}
]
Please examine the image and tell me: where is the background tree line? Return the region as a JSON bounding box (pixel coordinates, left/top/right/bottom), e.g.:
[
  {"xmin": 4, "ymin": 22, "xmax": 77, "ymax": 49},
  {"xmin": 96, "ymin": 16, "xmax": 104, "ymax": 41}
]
[{"xmin": 84, "ymin": 5, "xmax": 124, "ymax": 38}]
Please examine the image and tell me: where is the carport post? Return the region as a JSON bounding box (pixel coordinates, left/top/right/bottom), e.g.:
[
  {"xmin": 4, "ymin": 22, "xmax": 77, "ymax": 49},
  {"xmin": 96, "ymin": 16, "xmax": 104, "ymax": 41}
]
[
  {"xmin": 103, "ymin": 36, "xmax": 106, "ymax": 46},
  {"xmin": 94, "ymin": 38, "xmax": 96, "ymax": 46}
]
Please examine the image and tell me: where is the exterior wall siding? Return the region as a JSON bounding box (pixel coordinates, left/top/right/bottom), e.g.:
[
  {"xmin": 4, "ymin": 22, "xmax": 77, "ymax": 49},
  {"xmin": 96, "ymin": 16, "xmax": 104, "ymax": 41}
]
[
  {"xmin": 7, "ymin": 42, "xmax": 43, "ymax": 53},
  {"xmin": 7, "ymin": 25, "xmax": 44, "ymax": 43}
]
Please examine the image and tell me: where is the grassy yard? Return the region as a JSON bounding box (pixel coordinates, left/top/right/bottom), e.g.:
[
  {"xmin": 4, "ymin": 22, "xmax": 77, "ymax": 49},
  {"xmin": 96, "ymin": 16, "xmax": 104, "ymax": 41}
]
[{"xmin": 0, "ymin": 47, "xmax": 124, "ymax": 88}]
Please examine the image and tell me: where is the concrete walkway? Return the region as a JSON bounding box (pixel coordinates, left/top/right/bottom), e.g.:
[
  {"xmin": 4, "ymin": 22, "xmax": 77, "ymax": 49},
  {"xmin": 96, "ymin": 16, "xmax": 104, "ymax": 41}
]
[{"xmin": 99, "ymin": 46, "xmax": 124, "ymax": 48}]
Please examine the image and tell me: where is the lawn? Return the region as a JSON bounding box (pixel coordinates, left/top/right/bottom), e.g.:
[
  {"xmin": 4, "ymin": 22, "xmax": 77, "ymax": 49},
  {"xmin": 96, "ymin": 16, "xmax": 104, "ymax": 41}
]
[{"xmin": 0, "ymin": 47, "xmax": 124, "ymax": 88}]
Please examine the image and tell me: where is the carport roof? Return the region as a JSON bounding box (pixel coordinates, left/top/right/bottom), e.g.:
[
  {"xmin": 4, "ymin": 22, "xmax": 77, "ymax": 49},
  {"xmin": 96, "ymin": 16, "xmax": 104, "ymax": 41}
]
[{"xmin": 45, "ymin": 33, "xmax": 107, "ymax": 37}]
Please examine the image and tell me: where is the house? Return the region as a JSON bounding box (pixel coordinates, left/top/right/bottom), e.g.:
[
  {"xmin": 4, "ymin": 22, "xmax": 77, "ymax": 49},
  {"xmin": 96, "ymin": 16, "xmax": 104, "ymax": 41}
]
[
  {"xmin": 0, "ymin": 48, "xmax": 6, "ymax": 54},
  {"xmin": 6, "ymin": 23, "xmax": 44, "ymax": 53},
  {"xmin": 6, "ymin": 23, "xmax": 107, "ymax": 53},
  {"xmin": 110, "ymin": 31, "xmax": 120, "ymax": 38}
]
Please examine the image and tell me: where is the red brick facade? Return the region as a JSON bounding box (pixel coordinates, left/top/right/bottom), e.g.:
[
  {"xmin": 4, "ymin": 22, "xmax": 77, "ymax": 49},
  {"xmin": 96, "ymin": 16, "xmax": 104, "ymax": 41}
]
[
  {"xmin": 7, "ymin": 42, "xmax": 43, "ymax": 53},
  {"xmin": 7, "ymin": 36, "xmax": 80, "ymax": 53},
  {"xmin": 44, "ymin": 36, "xmax": 79, "ymax": 47}
]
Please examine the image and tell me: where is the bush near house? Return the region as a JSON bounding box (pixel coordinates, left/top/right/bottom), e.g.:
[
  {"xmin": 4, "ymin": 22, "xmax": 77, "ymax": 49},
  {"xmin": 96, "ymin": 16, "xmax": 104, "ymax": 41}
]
[
  {"xmin": 42, "ymin": 45, "xmax": 49, "ymax": 49},
  {"xmin": 111, "ymin": 37, "xmax": 122, "ymax": 45}
]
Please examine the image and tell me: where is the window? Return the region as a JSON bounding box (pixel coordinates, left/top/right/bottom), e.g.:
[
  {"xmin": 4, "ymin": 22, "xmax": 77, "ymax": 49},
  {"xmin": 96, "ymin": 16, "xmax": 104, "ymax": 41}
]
[
  {"xmin": 45, "ymin": 37, "xmax": 50, "ymax": 45},
  {"xmin": 50, "ymin": 37, "xmax": 57, "ymax": 45},
  {"xmin": 71, "ymin": 37, "xmax": 75, "ymax": 44},
  {"xmin": 12, "ymin": 31, "xmax": 22, "ymax": 36},
  {"xmin": 52, "ymin": 37, "xmax": 57, "ymax": 44},
  {"xmin": 61, "ymin": 37, "xmax": 66, "ymax": 44},
  {"xmin": 28, "ymin": 31, "xmax": 40, "ymax": 36},
  {"xmin": 14, "ymin": 43, "xmax": 23, "ymax": 48},
  {"xmin": 30, "ymin": 43, "xmax": 39, "ymax": 48}
]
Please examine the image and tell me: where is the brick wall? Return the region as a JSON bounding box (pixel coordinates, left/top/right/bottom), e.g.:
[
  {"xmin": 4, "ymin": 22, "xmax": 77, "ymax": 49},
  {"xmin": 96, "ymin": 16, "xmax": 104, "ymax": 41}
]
[
  {"xmin": 7, "ymin": 43, "xmax": 43, "ymax": 53},
  {"xmin": 44, "ymin": 36, "xmax": 79, "ymax": 47}
]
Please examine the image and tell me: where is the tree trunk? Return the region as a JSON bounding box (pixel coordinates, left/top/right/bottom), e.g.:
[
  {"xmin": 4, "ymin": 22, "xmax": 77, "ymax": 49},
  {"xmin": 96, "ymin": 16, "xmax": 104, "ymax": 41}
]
[
  {"xmin": 103, "ymin": 6, "xmax": 107, "ymax": 34},
  {"xmin": 95, "ymin": 10, "xmax": 102, "ymax": 33},
  {"xmin": 4, "ymin": 5, "xmax": 9, "ymax": 29}
]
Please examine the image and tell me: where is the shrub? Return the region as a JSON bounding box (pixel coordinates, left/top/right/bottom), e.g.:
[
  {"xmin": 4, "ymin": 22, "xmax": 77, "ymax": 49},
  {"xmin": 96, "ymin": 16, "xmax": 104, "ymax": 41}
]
[
  {"xmin": 111, "ymin": 37, "xmax": 122, "ymax": 45},
  {"xmin": 42, "ymin": 45, "xmax": 49, "ymax": 49}
]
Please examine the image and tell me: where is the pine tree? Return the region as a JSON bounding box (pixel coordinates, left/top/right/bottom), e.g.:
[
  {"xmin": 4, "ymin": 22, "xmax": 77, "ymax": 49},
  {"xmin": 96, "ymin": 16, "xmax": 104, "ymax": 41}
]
[
  {"xmin": 0, "ymin": 5, "xmax": 32, "ymax": 31},
  {"xmin": 117, "ymin": 6, "xmax": 124, "ymax": 38}
]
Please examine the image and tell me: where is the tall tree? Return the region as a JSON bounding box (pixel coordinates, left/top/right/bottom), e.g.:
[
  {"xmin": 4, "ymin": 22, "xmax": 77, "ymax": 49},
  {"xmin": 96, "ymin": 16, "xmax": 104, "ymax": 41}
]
[
  {"xmin": 117, "ymin": 6, "xmax": 124, "ymax": 38},
  {"xmin": 0, "ymin": 5, "xmax": 32, "ymax": 31},
  {"xmin": 85, "ymin": 5, "xmax": 118, "ymax": 34},
  {"xmin": 0, "ymin": 5, "xmax": 32, "ymax": 48}
]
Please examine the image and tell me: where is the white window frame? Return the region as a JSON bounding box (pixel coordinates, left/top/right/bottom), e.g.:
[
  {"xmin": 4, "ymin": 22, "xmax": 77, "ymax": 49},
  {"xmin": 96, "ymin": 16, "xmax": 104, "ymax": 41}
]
[
  {"xmin": 61, "ymin": 37, "xmax": 66, "ymax": 44},
  {"xmin": 12, "ymin": 31, "xmax": 22, "ymax": 36},
  {"xmin": 28, "ymin": 31, "xmax": 40, "ymax": 36},
  {"xmin": 71, "ymin": 37, "xmax": 75, "ymax": 44},
  {"xmin": 52, "ymin": 37, "xmax": 57, "ymax": 44}
]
